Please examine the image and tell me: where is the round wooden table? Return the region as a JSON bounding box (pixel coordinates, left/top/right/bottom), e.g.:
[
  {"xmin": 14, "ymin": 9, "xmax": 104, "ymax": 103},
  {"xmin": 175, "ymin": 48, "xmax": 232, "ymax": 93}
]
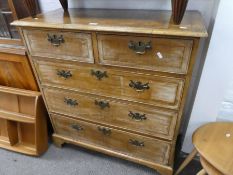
[
  {"xmin": 175, "ymin": 122, "xmax": 233, "ymax": 175},
  {"xmin": 199, "ymin": 157, "xmax": 223, "ymax": 175}
]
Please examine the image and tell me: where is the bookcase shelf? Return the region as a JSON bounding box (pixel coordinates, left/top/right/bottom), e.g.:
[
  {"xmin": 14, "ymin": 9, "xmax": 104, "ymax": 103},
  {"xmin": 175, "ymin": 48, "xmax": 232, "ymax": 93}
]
[{"xmin": 0, "ymin": 85, "xmax": 48, "ymax": 156}]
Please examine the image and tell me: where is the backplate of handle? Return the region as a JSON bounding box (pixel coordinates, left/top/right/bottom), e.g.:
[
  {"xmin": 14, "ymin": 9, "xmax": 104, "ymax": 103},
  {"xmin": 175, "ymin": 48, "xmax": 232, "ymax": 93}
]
[
  {"xmin": 128, "ymin": 111, "xmax": 147, "ymax": 121},
  {"xmin": 128, "ymin": 41, "xmax": 152, "ymax": 55},
  {"xmin": 95, "ymin": 100, "xmax": 110, "ymax": 110},
  {"xmin": 48, "ymin": 34, "xmax": 65, "ymax": 47},
  {"xmin": 64, "ymin": 97, "xmax": 78, "ymax": 107},
  {"xmin": 98, "ymin": 126, "xmax": 111, "ymax": 136},
  {"xmin": 129, "ymin": 80, "xmax": 150, "ymax": 92},
  {"xmin": 57, "ymin": 70, "xmax": 72, "ymax": 79}
]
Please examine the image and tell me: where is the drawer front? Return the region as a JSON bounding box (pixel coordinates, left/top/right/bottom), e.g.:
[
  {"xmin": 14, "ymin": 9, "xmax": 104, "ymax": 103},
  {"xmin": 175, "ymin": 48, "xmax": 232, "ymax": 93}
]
[
  {"xmin": 44, "ymin": 88, "xmax": 177, "ymax": 140},
  {"xmin": 35, "ymin": 60, "xmax": 184, "ymax": 109},
  {"xmin": 97, "ymin": 34, "xmax": 193, "ymax": 74},
  {"xmin": 23, "ymin": 30, "xmax": 94, "ymax": 63},
  {"xmin": 51, "ymin": 114, "xmax": 104, "ymax": 146},
  {"xmin": 51, "ymin": 114, "xmax": 171, "ymax": 165}
]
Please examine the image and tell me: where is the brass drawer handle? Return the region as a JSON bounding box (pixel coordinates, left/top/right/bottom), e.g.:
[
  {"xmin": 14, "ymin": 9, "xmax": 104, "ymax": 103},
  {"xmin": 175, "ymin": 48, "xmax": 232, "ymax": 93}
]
[
  {"xmin": 98, "ymin": 126, "xmax": 111, "ymax": 136},
  {"xmin": 129, "ymin": 80, "xmax": 150, "ymax": 92},
  {"xmin": 128, "ymin": 111, "xmax": 147, "ymax": 121},
  {"xmin": 47, "ymin": 34, "xmax": 65, "ymax": 47},
  {"xmin": 64, "ymin": 97, "xmax": 78, "ymax": 107},
  {"xmin": 57, "ymin": 70, "xmax": 72, "ymax": 79},
  {"xmin": 91, "ymin": 69, "xmax": 108, "ymax": 80},
  {"xmin": 95, "ymin": 100, "xmax": 110, "ymax": 110},
  {"xmin": 129, "ymin": 139, "xmax": 145, "ymax": 147},
  {"xmin": 128, "ymin": 41, "xmax": 152, "ymax": 55},
  {"xmin": 71, "ymin": 124, "xmax": 84, "ymax": 131}
]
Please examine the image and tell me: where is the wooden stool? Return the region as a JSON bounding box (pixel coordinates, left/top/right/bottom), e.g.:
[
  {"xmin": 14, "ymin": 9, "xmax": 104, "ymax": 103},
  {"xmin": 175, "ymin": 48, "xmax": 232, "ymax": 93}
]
[{"xmin": 175, "ymin": 122, "xmax": 233, "ymax": 175}]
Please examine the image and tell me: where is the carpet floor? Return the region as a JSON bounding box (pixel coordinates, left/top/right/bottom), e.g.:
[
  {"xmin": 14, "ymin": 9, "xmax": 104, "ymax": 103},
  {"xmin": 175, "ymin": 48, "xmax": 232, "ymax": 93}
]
[{"xmin": 0, "ymin": 143, "xmax": 201, "ymax": 175}]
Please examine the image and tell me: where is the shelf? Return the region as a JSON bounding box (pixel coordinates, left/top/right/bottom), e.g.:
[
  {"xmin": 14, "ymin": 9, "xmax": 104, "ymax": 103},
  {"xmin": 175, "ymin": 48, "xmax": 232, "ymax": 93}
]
[
  {"xmin": 0, "ymin": 139, "xmax": 37, "ymax": 155},
  {"xmin": 0, "ymin": 85, "xmax": 40, "ymax": 97},
  {"xmin": 0, "ymin": 85, "xmax": 48, "ymax": 156},
  {"xmin": 0, "ymin": 109, "xmax": 35, "ymax": 123}
]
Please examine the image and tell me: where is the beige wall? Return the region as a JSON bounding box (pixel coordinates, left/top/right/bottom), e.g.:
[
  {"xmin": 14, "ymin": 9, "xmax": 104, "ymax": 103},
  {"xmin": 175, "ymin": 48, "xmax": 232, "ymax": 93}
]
[
  {"xmin": 182, "ymin": 0, "xmax": 233, "ymax": 152},
  {"xmin": 39, "ymin": 0, "xmax": 216, "ymax": 28}
]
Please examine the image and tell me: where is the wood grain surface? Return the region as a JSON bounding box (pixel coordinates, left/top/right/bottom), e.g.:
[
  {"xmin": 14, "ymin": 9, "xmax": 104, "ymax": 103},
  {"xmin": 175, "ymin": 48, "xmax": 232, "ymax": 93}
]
[
  {"xmin": 24, "ymin": 29, "xmax": 94, "ymax": 63},
  {"xmin": 51, "ymin": 113, "xmax": 171, "ymax": 165},
  {"xmin": 0, "ymin": 48, "xmax": 38, "ymax": 91},
  {"xmin": 44, "ymin": 87, "xmax": 178, "ymax": 140},
  {"xmin": 97, "ymin": 34, "xmax": 193, "ymax": 74},
  {"xmin": 34, "ymin": 59, "xmax": 184, "ymax": 109},
  {"xmin": 12, "ymin": 9, "xmax": 208, "ymax": 37}
]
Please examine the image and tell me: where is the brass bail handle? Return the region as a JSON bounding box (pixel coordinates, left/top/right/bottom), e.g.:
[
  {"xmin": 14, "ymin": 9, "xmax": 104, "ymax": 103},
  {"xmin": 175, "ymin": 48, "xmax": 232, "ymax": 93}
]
[
  {"xmin": 95, "ymin": 100, "xmax": 110, "ymax": 110},
  {"xmin": 91, "ymin": 69, "xmax": 108, "ymax": 80},
  {"xmin": 57, "ymin": 70, "xmax": 72, "ymax": 79},
  {"xmin": 128, "ymin": 111, "xmax": 147, "ymax": 121},
  {"xmin": 129, "ymin": 80, "xmax": 150, "ymax": 92},
  {"xmin": 71, "ymin": 124, "xmax": 84, "ymax": 131},
  {"xmin": 129, "ymin": 139, "xmax": 145, "ymax": 147},
  {"xmin": 98, "ymin": 126, "xmax": 111, "ymax": 136},
  {"xmin": 64, "ymin": 97, "xmax": 78, "ymax": 107},
  {"xmin": 48, "ymin": 34, "xmax": 65, "ymax": 47},
  {"xmin": 128, "ymin": 41, "xmax": 152, "ymax": 55}
]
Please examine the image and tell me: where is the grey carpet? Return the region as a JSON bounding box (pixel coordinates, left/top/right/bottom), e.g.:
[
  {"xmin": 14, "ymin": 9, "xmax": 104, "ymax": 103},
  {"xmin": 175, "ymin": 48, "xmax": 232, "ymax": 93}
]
[{"xmin": 0, "ymin": 143, "xmax": 159, "ymax": 175}]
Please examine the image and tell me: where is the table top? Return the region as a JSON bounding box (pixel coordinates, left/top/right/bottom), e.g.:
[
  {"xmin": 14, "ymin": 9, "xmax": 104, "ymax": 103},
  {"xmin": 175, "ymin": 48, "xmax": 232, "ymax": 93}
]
[
  {"xmin": 193, "ymin": 122, "xmax": 233, "ymax": 175},
  {"xmin": 12, "ymin": 8, "xmax": 208, "ymax": 37}
]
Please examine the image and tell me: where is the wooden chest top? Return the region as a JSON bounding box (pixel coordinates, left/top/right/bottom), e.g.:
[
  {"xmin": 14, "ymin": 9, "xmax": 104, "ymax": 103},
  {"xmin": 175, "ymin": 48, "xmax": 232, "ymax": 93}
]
[{"xmin": 12, "ymin": 9, "xmax": 207, "ymax": 37}]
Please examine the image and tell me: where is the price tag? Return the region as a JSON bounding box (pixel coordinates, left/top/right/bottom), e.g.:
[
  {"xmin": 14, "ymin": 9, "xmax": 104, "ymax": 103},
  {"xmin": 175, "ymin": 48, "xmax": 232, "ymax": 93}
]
[{"xmin": 156, "ymin": 52, "xmax": 163, "ymax": 59}]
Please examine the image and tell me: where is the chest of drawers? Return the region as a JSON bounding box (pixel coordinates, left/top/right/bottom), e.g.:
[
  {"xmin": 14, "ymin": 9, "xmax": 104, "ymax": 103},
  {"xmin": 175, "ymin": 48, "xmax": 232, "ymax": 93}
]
[{"xmin": 13, "ymin": 9, "xmax": 207, "ymax": 175}]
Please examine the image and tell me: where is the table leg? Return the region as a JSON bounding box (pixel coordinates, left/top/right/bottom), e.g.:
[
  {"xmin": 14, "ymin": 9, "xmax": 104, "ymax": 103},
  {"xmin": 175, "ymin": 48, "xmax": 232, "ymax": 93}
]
[
  {"xmin": 196, "ymin": 169, "xmax": 207, "ymax": 175},
  {"xmin": 175, "ymin": 148, "xmax": 198, "ymax": 175}
]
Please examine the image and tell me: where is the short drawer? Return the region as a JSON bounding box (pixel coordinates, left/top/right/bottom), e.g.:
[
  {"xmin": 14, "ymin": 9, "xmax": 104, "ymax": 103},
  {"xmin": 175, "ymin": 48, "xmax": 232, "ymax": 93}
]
[
  {"xmin": 35, "ymin": 60, "xmax": 184, "ymax": 109},
  {"xmin": 44, "ymin": 88, "xmax": 177, "ymax": 140},
  {"xmin": 51, "ymin": 114, "xmax": 171, "ymax": 165},
  {"xmin": 97, "ymin": 34, "xmax": 193, "ymax": 74},
  {"xmin": 23, "ymin": 30, "xmax": 94, "ymax": 63}
]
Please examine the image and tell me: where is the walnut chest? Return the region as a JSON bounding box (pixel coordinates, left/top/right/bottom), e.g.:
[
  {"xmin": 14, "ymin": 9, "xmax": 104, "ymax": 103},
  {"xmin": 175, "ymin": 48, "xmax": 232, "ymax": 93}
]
[{"xmin": 13, "ymin": 9, "xmax": 207, "ymax": 175}]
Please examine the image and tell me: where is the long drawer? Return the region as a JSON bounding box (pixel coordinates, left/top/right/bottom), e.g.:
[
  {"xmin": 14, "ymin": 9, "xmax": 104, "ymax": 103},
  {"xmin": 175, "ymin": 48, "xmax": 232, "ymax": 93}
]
[
  {"xmin": 44, "ymin": 87, "xmax": 177, "ymax": 140},
  {"xmin": 34, "ymin": 59, "xmax": 184, "ymax": 110},
  {"xmin": 51, "ymin": 114, "xmax": 171, "ymax": 165},
  {"xmin": 23, "ymin": 29, "xmax": 94, "ymax": 63},
  {"xmin": 97, "ymin": 34, "xmax": 193, "ymax": 74}
]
